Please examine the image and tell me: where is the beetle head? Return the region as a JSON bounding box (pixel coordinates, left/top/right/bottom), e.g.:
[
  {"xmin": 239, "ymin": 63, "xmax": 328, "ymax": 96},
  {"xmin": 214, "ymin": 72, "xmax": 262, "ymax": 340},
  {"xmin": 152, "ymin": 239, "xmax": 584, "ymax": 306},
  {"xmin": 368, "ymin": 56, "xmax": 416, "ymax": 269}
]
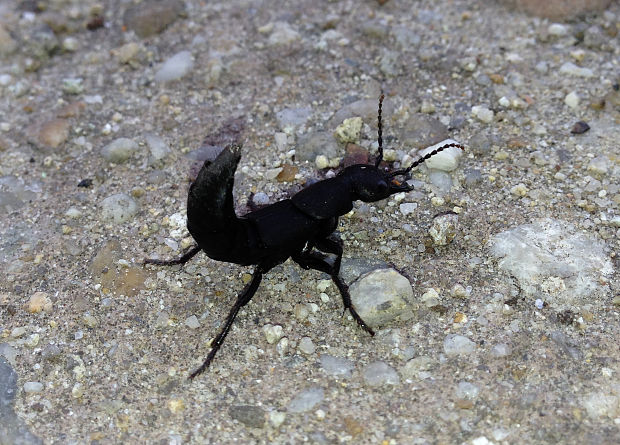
[
  {"xmin": 352, "ymin": 92, "xmax": 464, "ymax": 201},
  {"xmin": 342, "ymin": 163, "xmax": 411, "ymax": 202}
]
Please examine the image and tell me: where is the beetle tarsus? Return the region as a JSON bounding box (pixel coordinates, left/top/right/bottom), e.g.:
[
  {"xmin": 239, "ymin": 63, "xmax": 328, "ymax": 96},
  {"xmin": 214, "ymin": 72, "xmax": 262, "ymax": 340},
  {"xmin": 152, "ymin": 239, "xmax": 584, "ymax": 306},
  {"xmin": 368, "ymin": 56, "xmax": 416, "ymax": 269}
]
[{"xmin": 143, "ymin": 245, "xmax": 201, "ymax": 266}]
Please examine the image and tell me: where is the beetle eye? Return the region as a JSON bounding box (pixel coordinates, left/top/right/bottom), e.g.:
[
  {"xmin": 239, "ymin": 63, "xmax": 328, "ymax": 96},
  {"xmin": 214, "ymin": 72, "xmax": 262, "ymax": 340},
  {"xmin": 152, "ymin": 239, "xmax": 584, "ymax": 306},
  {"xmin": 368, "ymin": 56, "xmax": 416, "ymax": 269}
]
[{"xmin": 377, "ymin": 181, "xmax": 388, "ymax": 194}]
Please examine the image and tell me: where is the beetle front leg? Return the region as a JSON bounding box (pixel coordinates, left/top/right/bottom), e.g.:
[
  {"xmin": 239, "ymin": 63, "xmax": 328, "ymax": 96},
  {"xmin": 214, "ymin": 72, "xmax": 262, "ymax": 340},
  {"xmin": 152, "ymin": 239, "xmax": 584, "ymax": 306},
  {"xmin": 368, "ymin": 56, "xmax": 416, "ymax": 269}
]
[
  {"xmin": 143, "ymin": 245, "xmax": 201, "ymax": 266},
  {"xmin": 189, "ymin": 266, "xmax": 264, "ymax": 379},
  {"xmin": 292, "ymin": 247, "xmax": 375, "ymax": 337}
]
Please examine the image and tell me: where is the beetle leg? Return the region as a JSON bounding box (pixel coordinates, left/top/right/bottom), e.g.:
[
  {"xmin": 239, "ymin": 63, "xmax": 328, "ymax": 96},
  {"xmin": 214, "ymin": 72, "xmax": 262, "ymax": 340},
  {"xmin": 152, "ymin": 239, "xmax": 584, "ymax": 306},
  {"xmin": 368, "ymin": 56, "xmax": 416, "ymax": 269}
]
[
  {"xmin": 189, "ymin": 266, "xmax": 265, "ymax": 379},
  {"xmin": 143, "ymin": 245, "xmax": 201, "ymax": 266},
  {"xmin": 292, "ymin": 247, "xmax": 375, "ymax": 337}
]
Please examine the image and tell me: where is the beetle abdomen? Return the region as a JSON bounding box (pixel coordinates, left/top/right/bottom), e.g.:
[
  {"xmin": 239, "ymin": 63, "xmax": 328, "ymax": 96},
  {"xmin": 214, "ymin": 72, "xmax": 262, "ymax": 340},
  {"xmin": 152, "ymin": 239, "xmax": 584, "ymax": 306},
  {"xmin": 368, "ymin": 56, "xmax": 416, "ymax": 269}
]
[{"xmin": 187, "ymin": 145, "xmax": 248, "ymax": 261}]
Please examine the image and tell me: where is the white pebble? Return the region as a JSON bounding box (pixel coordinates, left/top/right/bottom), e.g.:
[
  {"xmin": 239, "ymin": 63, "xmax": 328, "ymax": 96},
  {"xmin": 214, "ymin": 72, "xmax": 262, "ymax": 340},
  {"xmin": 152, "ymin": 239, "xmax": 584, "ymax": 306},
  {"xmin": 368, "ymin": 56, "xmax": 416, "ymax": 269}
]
[
  {"xmin": 548, "ymin": 23, "xmax": 569, "ymax": 36},
  {"xmin": 262, "ymin": 324, "xmax": 284, "ymax": 344},
  {"xmin": 471, "ymin": 105, "xmax": 494, "ymax": 123},
  {"xmin": 155, "ymin": 51, "xmax": 194, "ymax": 82},
  {"xmin": 564, "ymin": 91, "xmax": 580, "ymax": 109},
  {"xmin": 417, "ymin": 139, "xmax": 463, "ymax": 171},
  {"xmin": 315, "ymin": 155, "xmax": 329, "ymax": 169},
  {"xmin": 559, "ymin": 62, "xmax": 594, "ymax": 78},
  {"xmin": 185, "ymin": 315, "xmax": 200, "ymax": 329},
  {"xmin": 399, "ymin": 202, "xmax": 418, "ymax": 216},
  {"xmin": 23, "ymin": 381, "xmax": 44, "ymax": 393},
  {"xmin": 443, "ymin": 334, "xmax": 476, "ymax": 356},
  {"xmin": 298, "ymin": 337, "xmax": 316, "ymax": 355}
]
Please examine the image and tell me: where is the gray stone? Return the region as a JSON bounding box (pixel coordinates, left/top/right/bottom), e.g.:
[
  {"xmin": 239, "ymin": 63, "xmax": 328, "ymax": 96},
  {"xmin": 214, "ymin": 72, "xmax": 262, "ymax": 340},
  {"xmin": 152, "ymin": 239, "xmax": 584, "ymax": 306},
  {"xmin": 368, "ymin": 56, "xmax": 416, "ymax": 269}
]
[
  {"xmin": 443, "ymin": 334, "xmax": 476, "ymax": 356},
  {"xmin": 229, "ymin": 405, "xmax": 266, "ymax": 428},
  {"xmin": 287, "ymin": 386, "xmax": 324, "ymax": 413},
  {"xmin": 319, "ymin": 354, "xmax": 354, "ymax": 378},
  {"xmin": 295, "ymin": 131, "xmax": 340, "ymax": 162},
  {"xmin": 123, "ymin": 0, "xmax": 185, "ymax": 38},
  {"xmin": 349, "ymin": 268, "xmax": 415, "ymax": 329},
  {"xmin": 154, "ymin": 51, "xmax": 194, "ymax": 82},
  {"xmin": 101, "ymin": 138, "xmax": 139, "ymax": 164},
  {"xmin": 101, "ymin": 193, "xmax": 139, "ymax": 223},
  {"xmin": 362, "ymin": 361, "xmax": 400, "ymax": 386},
  {"xmin": 398, "ymin": 114, "xmax": 449, "ymax": 148},
  {"xmin": 488, "ymin": 219, "xmax": 613, "ymax": 304}
]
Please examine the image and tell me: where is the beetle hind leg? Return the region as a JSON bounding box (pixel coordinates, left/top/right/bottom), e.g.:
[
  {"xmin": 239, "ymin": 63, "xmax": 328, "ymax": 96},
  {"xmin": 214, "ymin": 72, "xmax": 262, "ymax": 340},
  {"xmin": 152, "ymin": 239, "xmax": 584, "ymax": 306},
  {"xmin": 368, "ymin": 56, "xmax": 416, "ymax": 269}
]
[
  {"xmin": 189, "ymin": 266, "xmax": 264, "ymax": 379},
  {"xmin": 292, "ymin": 243, "xmax": 375, "ymax": 337}
]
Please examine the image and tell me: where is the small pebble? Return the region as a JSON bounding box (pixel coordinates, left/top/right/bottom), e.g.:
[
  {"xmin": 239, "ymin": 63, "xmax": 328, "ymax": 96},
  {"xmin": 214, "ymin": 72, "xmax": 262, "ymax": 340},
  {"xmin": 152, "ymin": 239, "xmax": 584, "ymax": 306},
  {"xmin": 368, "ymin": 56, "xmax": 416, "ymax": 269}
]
[
  {"xmin": 154, "ymin": 51, "xmax": 194, "ymax": 82},
  {"xmin": 25, "ymin": 291, "xmax": 52, "ymax": 313},
  {"xmin": 229, "ymin": 405, "xmax": 266, "ymax": 428},
  {"xmin": 276, "ymin": 107, "xmax": 312, "ymax": 130},
  {"xmin": 456, "ymin": 381, "xmax": 480, "ymax": 400},
  {"xmin": 362, "ymin": 361, "xmax": 400, "ymax": 386},
  {"xmin": 443, "ymin": 334, "xmax": 476, "ymax": 356},
  {"xmin": 252, "ymin": 192, "xmax": 270, "ymax": 206},
  {"xmin": 334, "ymin": 117, "xmax": 363, "ymax": 144},
  {"xmin": 185, "ymin": 315, "xmax": 200, "ymax": 329},
  {"xmin": 276, "ymin": 164, "xmax": 298, "ymax": 182},
  {"xmin": 62, "ymin": 78, "xmax": 83, "ymax": 94},
  {"xmin": 510, "ymin": 183, "xmax": 528, "ymax": 197},
  {"xmin": 559, "ymin": 62, "xmax": 594, "ymax": 78},
  {"xmin": 587, "ymin": 156, "xmax": 609, "ymax": 177},
  {"xmin": 123, "ymin": 0, "xmax": 184, "ymax": 38},
  {"xmin": 267, "ymin": 22, "xmax": 301, "ymax": 46},
  {"xmin": 298, "ymin": 337, "xmax": 315, "ymax": 355},
  {"xmin": 421, "ymin": 288, "xmax": 441, "ymax": 308},
  {"xmin": 114, "ymin": 42, "xmax": 142, "ymax": 64},
  {"xmin": 490, "ymin": 343, "xmax": 512, "ymax": 357},
  {"xmin": 101, "ymin": 193, "xmax": 139, "ymax": 223},
  {"xmin": 429, "ymin": 213, "xmax": 459, "ymax": 245},
  {"xmin": 276, "ymin": 337, "xmax": 289, "ymax": 357},
  {"xmin": 570, "ymin": 121, "xmax": 590, "ymax": 134},
  {"xmin": 288, "ymin": 387, "xmax": 324, "ymax": 413},
  {"xmin": 564, "ymin": 91, "xmax": 580, "ymax": 109},
  {"xmin": 349, "ymin": 268, "xmax": 414, "ymax": 329},
  {"xmin": 82, "ymin": 313, "xmax": 98, "ymax": 328},
  {"xmin": 37, "ymin": 119, "xmax": 70, "ymax": 148},
  {"xmin": 101, "ymin": 138, "xmax": 139, "ymax": 164},
  {"xmin": 451, "ymin": 284, "xmax": 468, "ymax": 298},
  {"xmin": 269, "ymin": 411, "xmax": 286, "ymax": 427},
  {"xmin": 296, "ymin": 131, "xmax": 339, "ymax": 162},
  {"xmin": 399, "ymin": 202, "xmax": 418, "ymax": 216},
  {"xmin": 548, "ymin": 23, "xmax": 569, "ymax": 36},
  {"xmin": 262, "ymin": 324, "xmax": 283, "ymax": 344},
  {"xmin": 471, "ymin": 105, "xmax": 494, "ymax": 123},
  {"xmin": 319, "ymin": 354, "xmax": 354, "ymax": 378},
  {"xmin": 416, "ymin": 139, "xmax": 463, "ymax": 172},
  {"xmin": 400, "ymin": 355, "xmax": 435, "ymax": 380},
  {"xmin": 315, "ymin": 155, "xmax": 329, "ymax": 169},
  {"xmin": 23, "ymin": 381, "xmax": 44, "ymax": 393},
  {"xmin": 145, "ymin": 133, "xmax": 171, "ymax": 162}
]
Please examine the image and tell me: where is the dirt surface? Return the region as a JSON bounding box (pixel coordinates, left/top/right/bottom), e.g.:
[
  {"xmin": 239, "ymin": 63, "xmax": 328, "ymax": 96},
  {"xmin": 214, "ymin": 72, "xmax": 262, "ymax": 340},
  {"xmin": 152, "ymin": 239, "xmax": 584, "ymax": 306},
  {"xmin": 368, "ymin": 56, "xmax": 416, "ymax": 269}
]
[{"xmin": 1, "ymin": 0, "xmax": 619, "ymax": 444}]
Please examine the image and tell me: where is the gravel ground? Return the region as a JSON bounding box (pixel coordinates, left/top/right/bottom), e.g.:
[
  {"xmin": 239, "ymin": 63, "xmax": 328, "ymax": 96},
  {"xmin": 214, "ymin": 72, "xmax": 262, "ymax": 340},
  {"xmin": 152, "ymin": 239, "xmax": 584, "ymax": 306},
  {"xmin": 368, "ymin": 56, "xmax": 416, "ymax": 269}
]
[{"xmin": 1, "ymin": 0, "xmax": 619, "ymax": 444}]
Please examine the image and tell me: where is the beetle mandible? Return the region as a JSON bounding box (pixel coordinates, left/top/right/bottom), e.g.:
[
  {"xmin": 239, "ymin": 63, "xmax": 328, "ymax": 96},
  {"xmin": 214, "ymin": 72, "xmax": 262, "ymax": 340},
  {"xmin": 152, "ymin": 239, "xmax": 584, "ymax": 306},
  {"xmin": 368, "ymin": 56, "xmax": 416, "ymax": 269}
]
[{"xmin": 145, "ymin": 94, "xmax": 464, "ymax": 379}]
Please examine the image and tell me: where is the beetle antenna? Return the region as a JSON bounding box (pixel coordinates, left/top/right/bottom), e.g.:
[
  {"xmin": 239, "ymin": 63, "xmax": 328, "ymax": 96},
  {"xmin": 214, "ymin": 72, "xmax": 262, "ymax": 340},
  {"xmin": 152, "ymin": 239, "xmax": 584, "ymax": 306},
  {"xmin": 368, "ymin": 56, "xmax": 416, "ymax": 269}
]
[
  {"xmin": 375, "ymin": 92, "xmax": 385, "ymax": 167},
  {"xmin": 388, "ymin": 142, "xmax": 465, "ymax": 178}
]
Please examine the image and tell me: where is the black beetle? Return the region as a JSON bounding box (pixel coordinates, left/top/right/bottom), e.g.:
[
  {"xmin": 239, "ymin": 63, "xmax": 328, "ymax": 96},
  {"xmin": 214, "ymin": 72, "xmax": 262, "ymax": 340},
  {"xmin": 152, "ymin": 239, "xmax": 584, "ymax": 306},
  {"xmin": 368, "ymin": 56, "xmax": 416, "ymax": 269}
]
[{"xmin": 145, "ymin": 94, "xmax": 463, "ymax": 378}]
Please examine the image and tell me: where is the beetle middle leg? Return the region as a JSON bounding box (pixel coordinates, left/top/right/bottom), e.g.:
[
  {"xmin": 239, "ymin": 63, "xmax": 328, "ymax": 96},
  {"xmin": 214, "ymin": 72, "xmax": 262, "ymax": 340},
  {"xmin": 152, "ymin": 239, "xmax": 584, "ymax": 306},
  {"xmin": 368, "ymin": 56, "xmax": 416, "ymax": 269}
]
[
  {"xmin": 292, "ymin": 243, "xmax": 375, "ymax": 337},
  {"xmin": 189, "ymin": 266, "xmax": 265, "ymax": 379},
  {"xmin": 143, "ymin": 245, "xmax": 201, "ymax": 266}
]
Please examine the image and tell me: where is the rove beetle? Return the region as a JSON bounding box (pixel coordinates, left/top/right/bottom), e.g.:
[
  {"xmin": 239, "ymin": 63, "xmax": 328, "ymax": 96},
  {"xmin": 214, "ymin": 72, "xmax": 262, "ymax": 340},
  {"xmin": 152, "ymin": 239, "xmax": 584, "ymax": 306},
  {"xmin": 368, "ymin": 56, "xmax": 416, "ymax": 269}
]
[{"xmin": 145, "ymin": 94, "xmax": 464, "ymax": 379}]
